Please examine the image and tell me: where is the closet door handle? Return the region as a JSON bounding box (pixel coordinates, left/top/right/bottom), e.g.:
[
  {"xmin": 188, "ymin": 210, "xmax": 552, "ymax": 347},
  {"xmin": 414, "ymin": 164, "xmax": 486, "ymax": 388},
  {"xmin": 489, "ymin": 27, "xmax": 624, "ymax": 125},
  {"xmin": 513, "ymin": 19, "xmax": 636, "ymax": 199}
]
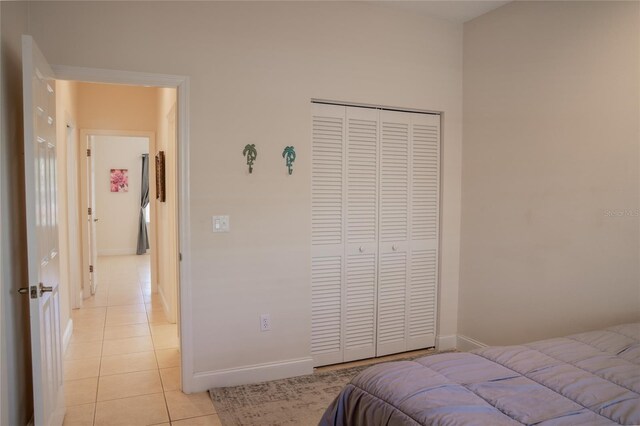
[
  {"xmin": 359, "ymin": 246, "xmax": 365, "ymax": 253},
  {"xmin": 392, "ymin": 244, "xmax": 398, "ymax": 251}
]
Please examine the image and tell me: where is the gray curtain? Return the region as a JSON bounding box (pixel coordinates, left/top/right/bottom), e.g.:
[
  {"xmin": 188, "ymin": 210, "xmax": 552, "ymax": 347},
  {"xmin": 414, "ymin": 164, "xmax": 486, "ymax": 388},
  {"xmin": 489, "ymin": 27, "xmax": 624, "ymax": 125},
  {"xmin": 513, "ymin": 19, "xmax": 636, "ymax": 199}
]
[{"xmin": 136, "ymin": 154, "xmax": 150, "ymax": 255}]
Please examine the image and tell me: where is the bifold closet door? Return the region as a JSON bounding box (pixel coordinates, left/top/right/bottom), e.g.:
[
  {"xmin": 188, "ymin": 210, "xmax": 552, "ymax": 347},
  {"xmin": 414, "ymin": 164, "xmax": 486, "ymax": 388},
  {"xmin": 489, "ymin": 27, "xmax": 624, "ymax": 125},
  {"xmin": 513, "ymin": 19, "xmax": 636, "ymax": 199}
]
[
  {"xmin": 311, "ymin": 103, "xmax": 346, "ymax": 367},
  {"xmin": 343, "ymin": 106, "xmax": 378, "ymax": 362},
  {"xmin": 406, "ymin": 113, "xmax": 439, "ymax": 351},
  {"xmin": 376, "ymin": 110, "xmax": 440, "ymax": 356},
  {"xmin": 311, "ymin": 103, "xmax": 439, "ymax": 366},
  {"xmin": 377, "ymin": 110, "xmax": 411, "ymax": 356}
]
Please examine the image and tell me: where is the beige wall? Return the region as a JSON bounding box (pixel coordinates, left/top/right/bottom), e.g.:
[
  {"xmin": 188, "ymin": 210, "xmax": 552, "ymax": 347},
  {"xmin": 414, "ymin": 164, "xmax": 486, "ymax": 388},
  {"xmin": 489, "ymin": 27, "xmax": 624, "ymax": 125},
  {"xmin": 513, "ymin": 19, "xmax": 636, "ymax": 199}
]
[
  {"xmin": 155, "ymin": 88, "xmax": 179, "ymax": 323},
  {"xmin": 460, "ymin": 1, "xmax": 640, "ymax": 346},
  {"xmin": 77, "ymin": 82, "xmax": 158, "ymax": 132},
  {"xmin": 28, "ymin": 1, "xmax": 463, "ymax": 388},
  {"xmin": 55, "ymin": 79, "xmax": 79, "ymax": 345},
  {"xmin": 93, "ymin": 135, "xmax": 150, "ymax": 255},
  {"xmin": 0, "ymin": 1, "xmax": 34, "ymax": 424}
]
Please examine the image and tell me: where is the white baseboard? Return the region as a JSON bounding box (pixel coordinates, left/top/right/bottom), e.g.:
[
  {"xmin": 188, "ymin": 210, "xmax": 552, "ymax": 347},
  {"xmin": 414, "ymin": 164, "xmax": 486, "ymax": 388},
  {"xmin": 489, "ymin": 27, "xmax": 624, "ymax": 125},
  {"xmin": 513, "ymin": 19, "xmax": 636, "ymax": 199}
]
[
  {"xmin": 190, "ymin": 357, "xmax": 314, "ymax": 392},
  {"xmin": 98, "ymin": 248, "xmax": 137, "ymax": 256},
  {"xmin": 436, "ymin": 334, "xmax": 457, "ymax": 351},
  {"xmin": 457, "ymin": 334, "xmax": 488, "ymax": 352},
  {"xmin": 63, "ymin": 319, "xmax": 74, "ymax": 354}
]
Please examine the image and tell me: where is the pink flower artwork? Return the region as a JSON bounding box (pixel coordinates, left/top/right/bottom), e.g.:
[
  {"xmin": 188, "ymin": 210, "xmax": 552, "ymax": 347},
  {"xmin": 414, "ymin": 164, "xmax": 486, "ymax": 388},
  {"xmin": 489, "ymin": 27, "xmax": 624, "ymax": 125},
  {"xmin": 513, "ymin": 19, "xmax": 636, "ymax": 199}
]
[{"xmin": 110, "ymin": 169, "xmax": 129, "ymax": 192}]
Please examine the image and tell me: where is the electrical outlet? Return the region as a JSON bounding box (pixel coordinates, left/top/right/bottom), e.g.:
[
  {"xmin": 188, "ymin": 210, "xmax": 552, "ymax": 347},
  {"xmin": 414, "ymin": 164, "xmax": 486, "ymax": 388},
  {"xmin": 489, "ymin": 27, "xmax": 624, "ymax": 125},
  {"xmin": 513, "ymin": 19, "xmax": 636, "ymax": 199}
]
[{"xmin": 260, "ymin": 314, "xmax": 271, "ymax": 332}]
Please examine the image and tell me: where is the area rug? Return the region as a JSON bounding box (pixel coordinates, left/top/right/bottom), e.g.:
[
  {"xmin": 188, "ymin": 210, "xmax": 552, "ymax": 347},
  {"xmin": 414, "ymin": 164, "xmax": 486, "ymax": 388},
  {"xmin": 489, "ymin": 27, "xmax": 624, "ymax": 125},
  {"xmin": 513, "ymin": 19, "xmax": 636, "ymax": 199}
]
[{"xmin": 209, "ymin": 350, "xmax": 437, "ymax": 426}]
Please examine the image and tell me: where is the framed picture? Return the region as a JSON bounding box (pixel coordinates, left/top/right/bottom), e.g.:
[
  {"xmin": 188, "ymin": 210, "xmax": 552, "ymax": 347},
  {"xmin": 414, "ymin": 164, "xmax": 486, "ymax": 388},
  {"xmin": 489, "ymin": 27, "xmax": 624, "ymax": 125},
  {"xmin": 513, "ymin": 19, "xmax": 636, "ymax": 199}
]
[
  {"xmin": 110, "ymin": 169, "xmax": 129, "ymax": 192},
  {"xmin": 155, "ymin": 151, "xmax": 166, "ymax": 202}
]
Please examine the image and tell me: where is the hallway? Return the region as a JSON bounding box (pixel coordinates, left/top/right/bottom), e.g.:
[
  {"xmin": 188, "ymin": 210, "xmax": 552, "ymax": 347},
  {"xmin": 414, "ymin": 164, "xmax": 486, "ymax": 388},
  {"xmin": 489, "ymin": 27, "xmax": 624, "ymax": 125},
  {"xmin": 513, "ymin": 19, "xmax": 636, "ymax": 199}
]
[{"xmin": 62, "ymin": 255, "xmax": 220, "ymax": 426}]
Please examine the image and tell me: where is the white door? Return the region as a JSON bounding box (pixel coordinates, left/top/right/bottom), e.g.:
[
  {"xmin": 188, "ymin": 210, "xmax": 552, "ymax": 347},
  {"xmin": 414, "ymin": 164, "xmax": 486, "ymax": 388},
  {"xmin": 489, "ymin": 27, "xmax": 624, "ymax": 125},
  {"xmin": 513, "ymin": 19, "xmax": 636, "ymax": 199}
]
[
  {"xmin": 344, "ymin": 106, "xmax": 378, "ymax": 362},
  {"xmin": 406, "ymin": 113, "xmax": 439, "ymax": 351},
  {"xmin": 80, "ymin": 135, "xmax": 98, "ymax": 295},
  {"xmin": 377, "ymin": 110, "xmax": 411, "ymax": 356},
  {"xmin": 22, "ymin": 35, "xmax": 65, "ymax": 426},
  {"xmin": 310, "ymin": 103, "xmax": 346, "ymax": 366},
  {"xmin": 88, "ymin": 137, "xmax": 98, "ymax": 294}
]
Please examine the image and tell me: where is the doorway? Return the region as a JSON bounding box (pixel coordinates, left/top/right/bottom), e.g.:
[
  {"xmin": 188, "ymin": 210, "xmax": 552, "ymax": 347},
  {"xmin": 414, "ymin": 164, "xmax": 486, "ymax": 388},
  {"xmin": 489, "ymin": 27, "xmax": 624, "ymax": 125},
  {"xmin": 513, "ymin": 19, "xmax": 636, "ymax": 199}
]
[{"xmin": 55, "ymin": 80, "xmax": 185, "ymax": 413}]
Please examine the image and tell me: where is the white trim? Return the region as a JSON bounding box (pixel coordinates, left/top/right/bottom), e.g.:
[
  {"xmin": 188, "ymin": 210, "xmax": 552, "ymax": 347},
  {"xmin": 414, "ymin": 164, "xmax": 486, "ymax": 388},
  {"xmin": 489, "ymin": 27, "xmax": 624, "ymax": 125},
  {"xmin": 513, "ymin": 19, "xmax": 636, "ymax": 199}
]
[
  {"xmin": 158, "ymin": 284, "xmax": 175, "ymax": 324},
  {"xmin": 64, "ymin": 118, "xmax": 83, "ymax": 310},
  {"xmin": 97, "ymin": 249, "xmax": 137, "ymax": 256},
  {"xmin": 62, "ymin": 320, "xmax": 73, "ymax": 354},
  {"xmin": 52, "ymin": 65, "xmax": 186, "ymax": 88},
  {"xmin": 456, "ymin": 334, "xmax": 488, "ymax": 352},
  {"xmin": 53, "ymin": 65, "xmax": 194, "ymax": 392},
  {"xmin": 190, "ymin": 357, "xmax": 314, "ymax": 392},
  {"xmin": 436, "ymin": 334, "xmax": 457, "ymax": 351}
]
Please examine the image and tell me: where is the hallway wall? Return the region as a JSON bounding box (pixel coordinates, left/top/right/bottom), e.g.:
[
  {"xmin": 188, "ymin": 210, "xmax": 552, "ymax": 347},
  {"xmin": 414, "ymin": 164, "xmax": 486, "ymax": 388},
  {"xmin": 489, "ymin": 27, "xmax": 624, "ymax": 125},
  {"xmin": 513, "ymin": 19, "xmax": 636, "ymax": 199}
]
[
  {"xmin": 55, "ymin": 79, "xmax": 80, "ymax": 350},
  {"xmin": 93, "ymin": 135, "xmax": 149, "ymax": 256},
  {"xmin": 155, "ymin": 88, "xmax": 179, "ymax": 323}
]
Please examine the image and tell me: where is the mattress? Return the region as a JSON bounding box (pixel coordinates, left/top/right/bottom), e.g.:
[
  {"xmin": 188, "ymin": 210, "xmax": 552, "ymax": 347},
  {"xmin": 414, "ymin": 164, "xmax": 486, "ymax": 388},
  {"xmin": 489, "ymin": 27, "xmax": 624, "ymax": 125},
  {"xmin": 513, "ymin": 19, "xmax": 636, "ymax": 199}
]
[{"xmin": 320, "ymin": 323, "xmax": 640, "ymax": 426}]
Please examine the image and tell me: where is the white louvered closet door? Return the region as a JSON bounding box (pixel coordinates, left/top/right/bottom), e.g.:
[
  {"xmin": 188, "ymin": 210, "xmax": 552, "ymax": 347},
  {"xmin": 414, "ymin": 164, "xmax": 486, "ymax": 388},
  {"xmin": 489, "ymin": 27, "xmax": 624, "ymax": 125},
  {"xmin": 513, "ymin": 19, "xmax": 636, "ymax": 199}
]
[
  {"xmin": 311, "ymin": 103, "xmax": 346, "ymax": 366},
  {"xmin": 344, "ymin": 106, "xmax": 379, "ymax": 362},
  {"xmin": 311, "ymin": 103, "xmax": 440, "ymax": 366},
  {"xmin": 406, "ymin": 113, "xmax": 439, "ymax": 350},
  {"xmin": 377, "ymin": 110, "xmax": 411, "ymax": 356}
]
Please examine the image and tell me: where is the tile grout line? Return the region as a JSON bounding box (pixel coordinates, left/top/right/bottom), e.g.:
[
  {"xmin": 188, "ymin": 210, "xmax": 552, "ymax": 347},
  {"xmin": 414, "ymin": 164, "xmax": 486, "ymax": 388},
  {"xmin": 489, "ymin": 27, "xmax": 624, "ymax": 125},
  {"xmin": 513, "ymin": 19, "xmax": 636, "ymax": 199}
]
[
  {"xmin": 144, "ymin": 275, "xmax": 174, "ymax": 423},
  {"xmin": 93, "ymin": 278, "xmax": 110, "ymax": 426}
]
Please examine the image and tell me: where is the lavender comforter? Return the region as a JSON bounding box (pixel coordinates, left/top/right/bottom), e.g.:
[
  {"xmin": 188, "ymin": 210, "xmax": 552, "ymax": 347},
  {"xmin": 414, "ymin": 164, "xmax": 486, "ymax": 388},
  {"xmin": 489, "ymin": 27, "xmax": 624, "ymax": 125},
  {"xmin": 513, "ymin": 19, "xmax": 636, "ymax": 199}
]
[{"xmin": 320, "ymin": 323, "xmax": 640, "ymax": 426}]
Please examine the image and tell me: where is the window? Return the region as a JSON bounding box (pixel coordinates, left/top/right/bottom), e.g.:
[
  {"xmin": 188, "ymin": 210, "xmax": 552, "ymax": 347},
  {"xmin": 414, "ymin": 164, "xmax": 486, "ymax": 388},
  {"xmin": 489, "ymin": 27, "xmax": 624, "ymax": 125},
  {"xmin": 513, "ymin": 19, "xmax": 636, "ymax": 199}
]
[{"xmin": 145, "ymin": 204, "xmax": 150, "ymax": 223}]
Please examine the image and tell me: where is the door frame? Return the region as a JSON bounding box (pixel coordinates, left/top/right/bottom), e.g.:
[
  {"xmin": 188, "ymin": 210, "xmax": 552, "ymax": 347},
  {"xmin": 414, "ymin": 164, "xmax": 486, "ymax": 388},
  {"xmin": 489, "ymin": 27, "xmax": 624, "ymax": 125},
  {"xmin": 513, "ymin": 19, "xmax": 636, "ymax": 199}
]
[
  {"xmin": 78, "ymin": 130, "xmax": 157, "ymax": 293},
  {"xmin": 63, "ymin": 114, "xmax": 84, "ymax": 310},
  {"xmin": 53, "ymin": 65, "xmax": 194, "ymax": 392}
]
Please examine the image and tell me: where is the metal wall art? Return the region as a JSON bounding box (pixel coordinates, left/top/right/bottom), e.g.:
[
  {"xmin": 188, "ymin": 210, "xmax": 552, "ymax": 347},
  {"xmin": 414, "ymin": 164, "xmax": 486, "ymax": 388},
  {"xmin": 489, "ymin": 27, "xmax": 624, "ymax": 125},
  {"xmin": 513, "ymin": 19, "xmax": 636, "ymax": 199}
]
[
  {"xmin": 282, "ymin": 146, "xmax": 296, "ymax": 175},
  {"xmin": 155, "ymin": 151, "xmax": 166, "ymax": 202},
  {"xmin": 243, "ymin": 144, "xmax": 258, "ymax": 174}
]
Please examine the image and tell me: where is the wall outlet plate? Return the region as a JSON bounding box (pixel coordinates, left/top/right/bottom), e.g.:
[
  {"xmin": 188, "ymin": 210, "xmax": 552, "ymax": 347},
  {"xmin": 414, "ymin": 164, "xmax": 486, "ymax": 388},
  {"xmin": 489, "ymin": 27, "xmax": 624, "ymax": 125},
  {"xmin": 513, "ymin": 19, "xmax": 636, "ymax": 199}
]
[{"xmin": 260, "ymin": 313, "xmax": 271, "ymax": 332}]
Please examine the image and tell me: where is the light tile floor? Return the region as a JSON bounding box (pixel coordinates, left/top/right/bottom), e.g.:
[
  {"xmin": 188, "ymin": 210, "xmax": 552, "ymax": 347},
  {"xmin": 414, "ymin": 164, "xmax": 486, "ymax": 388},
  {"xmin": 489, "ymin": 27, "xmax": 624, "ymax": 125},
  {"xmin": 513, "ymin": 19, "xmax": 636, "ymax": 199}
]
[{"xmin": 63, "ymin": 255, "xmax": 221, "ymax": 426}]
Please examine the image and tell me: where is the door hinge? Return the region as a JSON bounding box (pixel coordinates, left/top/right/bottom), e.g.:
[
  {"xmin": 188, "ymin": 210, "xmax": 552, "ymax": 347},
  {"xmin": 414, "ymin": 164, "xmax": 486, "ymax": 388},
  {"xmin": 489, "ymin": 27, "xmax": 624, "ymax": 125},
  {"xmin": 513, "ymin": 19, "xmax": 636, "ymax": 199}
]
[
  {"xmin": 87, "ymin": 148, "xmax": 91, "ymax": 157},
  {"xmin": 179, "ymin": 252, "xmax": 183, "ymax": 261},
  {"xmin": 89, "ymin": 265, "xmax": 94, "ymax": 273},
  {"xmin": 88, "ymin": 207, "xmax": 92, "ymax": 215}
]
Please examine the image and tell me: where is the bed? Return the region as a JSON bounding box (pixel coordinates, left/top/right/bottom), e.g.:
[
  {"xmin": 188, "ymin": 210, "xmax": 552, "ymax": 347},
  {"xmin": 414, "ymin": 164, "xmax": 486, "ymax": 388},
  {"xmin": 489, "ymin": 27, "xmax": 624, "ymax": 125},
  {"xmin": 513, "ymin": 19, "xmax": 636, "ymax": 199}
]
[{"xmin": 320, "ymin": 323, "xmax": 640, "ymax": 425}]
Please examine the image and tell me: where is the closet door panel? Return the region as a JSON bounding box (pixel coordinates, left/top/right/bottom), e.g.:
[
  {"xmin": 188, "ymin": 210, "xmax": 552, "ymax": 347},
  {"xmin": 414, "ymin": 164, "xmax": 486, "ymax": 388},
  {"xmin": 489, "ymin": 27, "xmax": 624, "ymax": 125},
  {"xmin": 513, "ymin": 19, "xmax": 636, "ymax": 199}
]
[
  {"xmin": 344, "ymin": 106, "xmax": 378, "ymax": 362},
  {"xmin": 377, "ymin": 110, "xmax": 410, "ymax": 356},
  {"xmin": 407, "ymin": 113, "xmax": 440, "ymax": 350},
  {"xmin": 311, "ymin": 103, "xmax": 346, "ymax": 366},
  {"xmin": 344, "ymin": 248, "xmax": 377, "ymax": 362}
]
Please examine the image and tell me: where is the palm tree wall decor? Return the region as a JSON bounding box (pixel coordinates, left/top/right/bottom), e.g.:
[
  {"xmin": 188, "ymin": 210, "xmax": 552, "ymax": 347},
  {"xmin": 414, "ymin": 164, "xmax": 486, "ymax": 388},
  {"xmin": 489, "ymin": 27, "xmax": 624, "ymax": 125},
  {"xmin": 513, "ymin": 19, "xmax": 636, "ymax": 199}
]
[
  {"xmin": 243, "ymin": 144, "xmax": 258, "ymax": 174},
  {"xmin": 282, "ymin": 146, "xmax": 296, "ymax": 175}
]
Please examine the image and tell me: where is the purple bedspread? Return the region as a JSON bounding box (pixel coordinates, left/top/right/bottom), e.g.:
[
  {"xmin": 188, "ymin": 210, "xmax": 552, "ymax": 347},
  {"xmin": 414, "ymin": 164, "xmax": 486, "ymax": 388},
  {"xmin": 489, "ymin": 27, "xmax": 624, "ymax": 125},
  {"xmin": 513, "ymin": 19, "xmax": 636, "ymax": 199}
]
[{"xmin": 320, "ymin": 323, "xmax": 640, "ymax": 425}]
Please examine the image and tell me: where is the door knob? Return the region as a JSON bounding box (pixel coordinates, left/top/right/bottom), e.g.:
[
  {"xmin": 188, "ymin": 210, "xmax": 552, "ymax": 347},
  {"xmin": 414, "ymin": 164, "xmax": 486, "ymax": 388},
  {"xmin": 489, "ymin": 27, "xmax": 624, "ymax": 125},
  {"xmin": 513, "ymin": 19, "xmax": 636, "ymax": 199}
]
[
  {"xmin": 359, "ymin": 246, "xmax": 365, "ymax": 253},
  {"xmin": 39, "ymin": 283, "xmax": 53, "ymax": 296},
  {"xmin": 392, "ymin": 244, "xmax": 398, "ymax": 251}
]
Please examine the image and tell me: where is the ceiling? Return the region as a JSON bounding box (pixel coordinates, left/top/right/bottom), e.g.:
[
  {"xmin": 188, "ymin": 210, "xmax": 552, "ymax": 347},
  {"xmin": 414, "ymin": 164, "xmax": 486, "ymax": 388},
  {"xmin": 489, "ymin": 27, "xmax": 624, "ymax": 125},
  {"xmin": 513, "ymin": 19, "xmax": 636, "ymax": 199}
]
[{"xmin": 375, "ymin": 1, "xmax": 511, "ymax": 23}]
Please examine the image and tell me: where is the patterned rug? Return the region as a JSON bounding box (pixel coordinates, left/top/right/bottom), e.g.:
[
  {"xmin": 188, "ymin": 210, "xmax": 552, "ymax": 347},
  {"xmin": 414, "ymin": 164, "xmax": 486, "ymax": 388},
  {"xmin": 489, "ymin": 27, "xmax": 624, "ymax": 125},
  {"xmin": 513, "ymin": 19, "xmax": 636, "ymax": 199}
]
[
  {"xmin": 209, "ymin": 351, "xmax": 437, "ymax": 426},
  {"xmin": 209, "ymin": 365, "xmax": 365, "ymax": 426}
]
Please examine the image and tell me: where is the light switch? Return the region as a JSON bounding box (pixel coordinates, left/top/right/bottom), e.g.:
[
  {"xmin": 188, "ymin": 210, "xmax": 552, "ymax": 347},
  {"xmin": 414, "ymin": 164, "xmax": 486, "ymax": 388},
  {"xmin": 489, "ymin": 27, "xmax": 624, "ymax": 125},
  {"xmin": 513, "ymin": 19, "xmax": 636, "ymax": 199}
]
[{"xmin": 212, "ymin": 215, "xmax": 230, "ymax": 233}]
